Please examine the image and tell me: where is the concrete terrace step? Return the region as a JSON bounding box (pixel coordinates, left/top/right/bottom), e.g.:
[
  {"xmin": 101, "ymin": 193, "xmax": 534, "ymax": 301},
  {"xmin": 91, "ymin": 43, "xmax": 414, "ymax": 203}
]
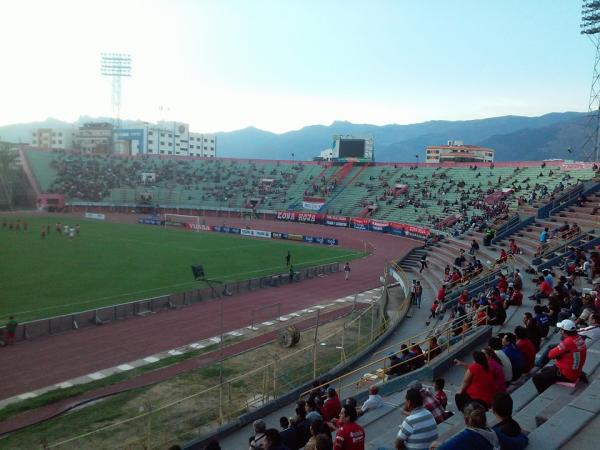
[{"xmin": 526, "ymin": 379, "xmax": 600, "ymax": 450}]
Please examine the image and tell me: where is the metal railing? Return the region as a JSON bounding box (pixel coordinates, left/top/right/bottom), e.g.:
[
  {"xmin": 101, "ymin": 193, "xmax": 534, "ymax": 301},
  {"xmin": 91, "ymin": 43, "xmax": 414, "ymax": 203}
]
[
  {"xmin": 298, "ymin": 305, "xmax": 490, "ymax": 402},
  {"xmin": 42, "ymin": 293, "xmax": 389, "ymax": 449}
]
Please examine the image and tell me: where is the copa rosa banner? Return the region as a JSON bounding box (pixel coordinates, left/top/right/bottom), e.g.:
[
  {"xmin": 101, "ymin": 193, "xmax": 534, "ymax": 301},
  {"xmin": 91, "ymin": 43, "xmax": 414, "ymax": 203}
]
[{"xmin": 276, "ymin": 211, "xmax": 323, "ymax": 223}]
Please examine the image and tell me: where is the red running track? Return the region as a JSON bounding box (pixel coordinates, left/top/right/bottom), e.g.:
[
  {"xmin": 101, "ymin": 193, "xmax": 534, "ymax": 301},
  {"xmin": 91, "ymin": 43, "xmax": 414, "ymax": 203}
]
[{"xmin": 0, "ymin": 215, "xmax": 420, "ymax": 401}]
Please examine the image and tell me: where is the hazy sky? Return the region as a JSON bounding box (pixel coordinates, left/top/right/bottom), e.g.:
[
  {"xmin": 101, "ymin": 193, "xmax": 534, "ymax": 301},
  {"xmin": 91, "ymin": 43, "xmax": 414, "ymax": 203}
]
[{"xmin": 0, "ymin": 0, "xmax": 592, "ymax": 133}]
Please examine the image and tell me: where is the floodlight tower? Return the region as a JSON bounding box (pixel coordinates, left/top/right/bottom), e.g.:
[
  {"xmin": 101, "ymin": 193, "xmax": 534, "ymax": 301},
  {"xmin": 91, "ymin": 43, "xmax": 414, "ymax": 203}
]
[
  {"xmin": 100, "ymin": 53, "xmax": 132, "ymax": 128},
  {"xmin": 581, "ymin": 1, "xmax": 600, "ymax": 162}
]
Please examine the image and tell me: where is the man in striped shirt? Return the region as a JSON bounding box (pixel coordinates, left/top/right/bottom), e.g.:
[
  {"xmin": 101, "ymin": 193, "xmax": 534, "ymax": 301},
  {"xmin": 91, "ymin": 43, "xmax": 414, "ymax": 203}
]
[{"xmin": 395, "ymin": 388, "xmax": 438, "ymax": 450}]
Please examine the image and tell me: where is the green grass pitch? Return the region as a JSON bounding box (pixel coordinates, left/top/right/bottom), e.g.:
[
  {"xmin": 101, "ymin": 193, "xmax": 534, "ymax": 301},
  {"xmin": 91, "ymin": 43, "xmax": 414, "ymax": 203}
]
[{"xmin": 0, "ymin": 217, "xmax": 362, "ymax": 322}]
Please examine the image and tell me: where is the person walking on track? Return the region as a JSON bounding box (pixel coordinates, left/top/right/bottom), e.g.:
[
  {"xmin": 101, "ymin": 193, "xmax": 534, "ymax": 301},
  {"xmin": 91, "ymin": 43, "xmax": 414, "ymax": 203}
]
[{"xmin": 344, "ymin": 262, "xmax": 351, "ymax": 280}]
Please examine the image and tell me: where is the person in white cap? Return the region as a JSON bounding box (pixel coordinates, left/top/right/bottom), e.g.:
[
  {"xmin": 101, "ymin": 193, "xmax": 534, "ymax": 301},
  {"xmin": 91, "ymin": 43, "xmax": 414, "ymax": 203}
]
[{"xmin": 532, "ymin": 319, "xmax": 587, "ymax": 394}]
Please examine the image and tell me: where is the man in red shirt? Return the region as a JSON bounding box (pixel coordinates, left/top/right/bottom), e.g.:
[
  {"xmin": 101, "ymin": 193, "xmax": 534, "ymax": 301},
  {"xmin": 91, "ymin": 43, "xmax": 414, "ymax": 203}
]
[
  {"xmin": 530, "ymin": 276, "xmax": 552, "ymax": 304},
  {"xmin": 334, "ymin": 404, "xmax": 365, "ymax": 450},
  {"xmin": 533, "ymin": 319, "xmax": 588, "ymax": 393},
  {"xmin": 514, "ymin": 326, "xmax": 536, "ymax": 372},
  {"xmin": 323, "ymin": 387, "xmax": 342, "ymax": 422}
]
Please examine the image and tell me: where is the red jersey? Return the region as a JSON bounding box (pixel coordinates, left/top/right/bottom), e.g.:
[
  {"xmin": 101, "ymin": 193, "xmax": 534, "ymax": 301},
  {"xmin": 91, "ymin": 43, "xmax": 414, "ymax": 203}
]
[
  {"xmin": 516, "ymin": 338, "xmax": 536, "ymax": 372},
  {"xmin": 334, "ymin": 421, "xmax": 365, "ymax": 450},
  {"xmin": 549, "ymin": 335, "xmax": 587, "ymax": 381},
  {"xmin": 539, "ymin": 281, "xmax": 553, "ymax": 297},
  {"xmin": 323, "ymin": 395, "xmax": 342, "ymax": 422},
  {"xmin": 497, "ymin": 278, "xmax": 508, "ymax": 293},
  {"xmin": 458, "ymin": 292, "xmax": 469, "ymax": 305},
  {"xmin": 434, "ymin": 390, "xmax": 447, "ymax": 408},
  {"xmin": 436, "ymin": 287, "xmax": 446, "ymax": 301},
  {"xmin": 466, "ymin": 363, "xmax": 495, "ymax": 407},
  {"xmin": 510, "ymin": 290, "xmax": 523, "ymax": 306}
]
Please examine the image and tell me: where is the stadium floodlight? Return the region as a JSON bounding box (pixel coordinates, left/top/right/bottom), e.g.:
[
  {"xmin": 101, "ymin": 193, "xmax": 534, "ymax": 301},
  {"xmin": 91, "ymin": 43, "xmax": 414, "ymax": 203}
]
[
  {"xmin": 100, "ymin": 53, "xmax": 132, "ymax": 129},
  {"xmin": 581, "ymin": 1, "xmax": 600, "ymax": 161},
  {"xmin": 581, "ymin": 0, "xmax": 600, "ymax": 35}
]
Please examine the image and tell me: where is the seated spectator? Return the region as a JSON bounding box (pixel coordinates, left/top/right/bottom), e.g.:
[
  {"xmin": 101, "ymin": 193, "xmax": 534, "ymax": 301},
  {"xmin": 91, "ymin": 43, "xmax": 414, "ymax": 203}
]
[
  {"xmin": 579, "ymin": 312, "xmax": 600, "ymax": 345},
  {"xmin": 483, "ymin": 347, "xmax": 507, "ymax": 393},
  {"xmin": 497, "ymin": 249, "xmax": 509, "ymax": 264},
  {"xmin": 387, "ymin": 353, "xmax": 405, "ymax": 379},
  {"xmin": 533, "ymin": 319, "xmax": 588, "ymax": 393},
  {"xmin": 305, "ymin": 419, "xmax": 331, "ymax": 450},
  {"xmin": 540, "ymin": 227, "xmax": 549, "ymax": 244},
  {"xmin": 358, "ymin": 386, "xmax": 384, "ymax": 416},
  {"xmin": 433, "ymin": 402, "xmax": 500, "ymax": 450},
  {"xmin": 398, "ymin": 344, "xmax": 417, "ymax": 372},
  {"xmin": 306, "ymin": 398, "xmax": 324, "ymax": 423},
  {"xmin": 511, "ymin": 269, "xmax": 523, "ymax": 291},
  {"xmin": 501, "ymin": 333, "xmax": 525, "ymax": 382},
  {"xmin": 533, "ymin": 305, "xmax": 550, "ymax": 338},
  {"xmin": 497, "ymin": 274, "xmax": 508, "ymax": 294},
  {"xmin": 454, "ymin": 351, "xmax": 496, "ymax": 411},
  {"xmin": 522, "ymin": 312, "xmax": 542, "ymax": 350},
  {"xmin": 514, "ymin": 326, "xmax": 536, "ymax": 373},
  {"xmin": 315, "ymin": 434, "xmax": 333, "ymax": 450},
  {"xmin": 249, "ymin": 419, "xmax": 267, "ymax": 450},
  {"xmin": 486, "ymin": 297, "xmax": 507, "ymax": 326},
  {"xmin": 395, "ymin": 388, "xmax": 438, "ymax": 450},
  {"xmin": 263, "ymin": 428, "xmax": 290, "ymax": 450},
  {"xmin": 279, "ymin": 417, "xmax": 300, "ymax": 450},
  {"xmin": 427, "ymin": 336, "xmax": 442, "ymax": 360},
  {"xmin": 551, "ymin": 221, "xmax": 570, "ymax": 238},
  {"xmin": 575, "ymin": 293, "xmax": 596, "ymax": 327},
  {"xmin": 529, "ymin": 275, "xmax": 552, "ymax": 305},
  {"xmin": 491, "ymin": 393, "xmax": 529, "ymax": 450},
  {"xmin": 291, "ymin": 404, "xmax": 311, "ymax": 447},
  {"xmin": 406, "ymin": 381, "xmax": 446, "ymax": 424},
  {"xmin": 508, "ymin": 239, "xmax": 520, "ymax": 255},
  {"xmin": 334, "ymin": 405, "xmax": 365, "ymax": 450},
  {"xmin": 433, "ymin": 378, "xmax": 448, "ymax": 409},
  {"xmin": 503, "ymin": 284, "xmax": 523, "ymax": 309},
  {"xmin": 410, "ymin": 343, "xmax": 426, "ymax": 368}
]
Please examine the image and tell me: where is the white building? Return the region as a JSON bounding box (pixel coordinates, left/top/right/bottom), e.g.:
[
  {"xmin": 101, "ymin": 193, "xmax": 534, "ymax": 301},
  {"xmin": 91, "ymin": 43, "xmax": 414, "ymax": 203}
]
[
  {"xmin": 426, "ymin": 140, "xmax": 494, "ymax": 163},
  {"xmin": 113, "ymin": 121, "xmax": 216, "ymax": 157},
  {"xmin": 30, "ymin": 128, "xmax": 74, "ymax": 150}
]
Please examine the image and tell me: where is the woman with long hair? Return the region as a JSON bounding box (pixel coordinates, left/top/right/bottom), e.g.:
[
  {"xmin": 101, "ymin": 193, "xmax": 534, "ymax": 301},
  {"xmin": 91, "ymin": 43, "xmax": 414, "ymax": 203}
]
[
  {"xmin": 483, "ymin": 347, "xmax": 507, "ymax": 393},
  {"xmin": 454, "ymin": 350, "xmax": 496, "ymax": 411}
]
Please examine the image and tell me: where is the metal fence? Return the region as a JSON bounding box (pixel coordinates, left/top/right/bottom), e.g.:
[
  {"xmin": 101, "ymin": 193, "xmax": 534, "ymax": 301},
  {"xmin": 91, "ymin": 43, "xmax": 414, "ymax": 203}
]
[
  {"xmin": 8, "ymin": 262, "xmax": 341, "ymax": 342},
  {"xmin": 42, "ymin": 287, "xmax": 395, "ymax": 449}
]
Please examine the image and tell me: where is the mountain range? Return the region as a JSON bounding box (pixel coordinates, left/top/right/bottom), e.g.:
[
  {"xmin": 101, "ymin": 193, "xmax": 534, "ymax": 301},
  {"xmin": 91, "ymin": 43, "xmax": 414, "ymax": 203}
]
[{"xmin": 0, "ymin": 112, "xmax": 591, "ymax": 162}]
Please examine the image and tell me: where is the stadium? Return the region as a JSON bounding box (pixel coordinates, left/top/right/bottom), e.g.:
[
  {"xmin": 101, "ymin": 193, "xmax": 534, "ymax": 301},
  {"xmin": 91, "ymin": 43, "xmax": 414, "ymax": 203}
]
[
  {"xmin": 0, "ymin": 135, "xmax": 599, "ymax": 450},
  {"xmin": 2, "ymin": 2, "xmax": 600, "ymax": 450}
]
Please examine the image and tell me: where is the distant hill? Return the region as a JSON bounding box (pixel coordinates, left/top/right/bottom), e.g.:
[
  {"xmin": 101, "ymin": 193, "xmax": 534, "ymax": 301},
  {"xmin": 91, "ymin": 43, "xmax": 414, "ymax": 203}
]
[{"xmin": 0, "ymin": 112, "xmax": 589, "ymax": 161}]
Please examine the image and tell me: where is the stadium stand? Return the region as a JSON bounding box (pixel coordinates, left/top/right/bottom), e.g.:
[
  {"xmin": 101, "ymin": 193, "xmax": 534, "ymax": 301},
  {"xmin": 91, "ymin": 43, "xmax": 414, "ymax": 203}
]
[
  {"xmin": 22, "ymin": 149, "xmax": 597, "ymax": 235},
  {"xmin": 197, "ymin": 183, "xmax": 599, "ymax": 450}
]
